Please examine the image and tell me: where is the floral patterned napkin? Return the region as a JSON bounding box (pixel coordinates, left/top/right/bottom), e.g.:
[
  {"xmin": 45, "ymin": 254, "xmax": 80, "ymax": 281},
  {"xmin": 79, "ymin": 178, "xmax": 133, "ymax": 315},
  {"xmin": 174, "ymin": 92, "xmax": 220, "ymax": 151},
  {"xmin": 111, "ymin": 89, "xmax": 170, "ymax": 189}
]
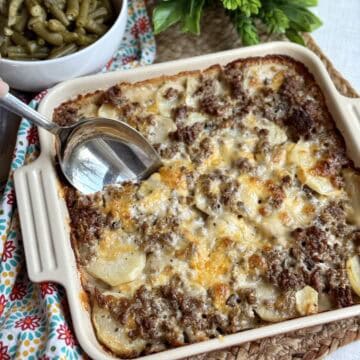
[{"xmin": 0, "ymin": 2, "xmax": 155, "ymax": 358}]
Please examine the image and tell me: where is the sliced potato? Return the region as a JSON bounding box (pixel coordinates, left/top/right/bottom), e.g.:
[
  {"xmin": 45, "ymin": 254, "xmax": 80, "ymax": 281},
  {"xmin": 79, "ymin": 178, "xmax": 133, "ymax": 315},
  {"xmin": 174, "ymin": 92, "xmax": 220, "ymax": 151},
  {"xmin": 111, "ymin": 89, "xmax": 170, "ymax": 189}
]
[
  {"xmin": 97, "ymin": 103, "xmax": 120, "ymax": 120},
  {"xmin": 266, "ymin": 122, "xmax": 287, "ymax": 146},
  {"xmin": 346, "ymin": 255, "xmax": 360, "ymax": 297},
  {"xmin": 271, "ymin": 71, "xmax": 285, "ymax": 91},
  {"xmin": 295, "ymin": 286, "xmax": 318, "ymax": 316},
  {"xmin": 343, "ymin": 170, "xmax": 360, "ymax": 226},
  {"xmin": 287, "ymin": 141, "xmax": 315, "ymax": 168},
  {"xmin": 255, "ymin": 306, "xmax": 291, "ymax": 323},
  {"xmin": 79, "ymin": 103, "xmax": 99, "ymax": 118},
  {"xmin": 146, "ymin": 115, "xmax": 177, "ymax": 143},
  {"xmin": 87, "ymin": 250, "xmax": 146, "ymax": 287},
  {"xmin": 92, "ymin": 301, "xmax": 146, "ymax": 356},
  {"xmin": 156, "ymin": 82, "xmax": 184, "ymax": 116},
  {"xmin": 208, "ymin": 213, "xmax": 257, "ymax": 247},
  {"xmin": 255, "ymin": 283, "xmax": 293, "ymax": 322},
  {"xmin": 297, "ymin": 168, "xmax": 338, "ymax": 196}
]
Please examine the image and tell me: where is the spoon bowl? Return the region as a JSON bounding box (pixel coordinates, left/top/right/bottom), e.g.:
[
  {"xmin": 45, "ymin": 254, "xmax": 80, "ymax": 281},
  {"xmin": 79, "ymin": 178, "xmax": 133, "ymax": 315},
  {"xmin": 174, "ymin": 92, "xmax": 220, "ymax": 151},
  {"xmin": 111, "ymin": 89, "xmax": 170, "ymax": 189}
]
[
  {"xmin": 58, "ymin": 118, "xmax": 162, "ymax": 194},
  {"xmin": 0, "ymin": 80, "xmax": 162, "ymax": 194}
]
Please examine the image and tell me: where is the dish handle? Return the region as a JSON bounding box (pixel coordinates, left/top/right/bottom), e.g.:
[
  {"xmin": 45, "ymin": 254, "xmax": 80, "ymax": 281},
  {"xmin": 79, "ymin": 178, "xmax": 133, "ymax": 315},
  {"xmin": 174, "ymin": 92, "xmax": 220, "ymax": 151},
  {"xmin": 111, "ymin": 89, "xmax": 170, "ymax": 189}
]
[{"xmin": 14, "ymin": 158, "xmax": 71, "ymax": 284}]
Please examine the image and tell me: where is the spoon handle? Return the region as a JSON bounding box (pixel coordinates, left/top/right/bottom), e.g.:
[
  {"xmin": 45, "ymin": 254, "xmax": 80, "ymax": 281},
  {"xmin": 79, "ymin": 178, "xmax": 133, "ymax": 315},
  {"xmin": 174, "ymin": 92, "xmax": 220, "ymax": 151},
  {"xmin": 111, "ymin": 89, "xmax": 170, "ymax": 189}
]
[{"xmin": 0, "ymin": 79, "xmax": 59, "ymax": 134}]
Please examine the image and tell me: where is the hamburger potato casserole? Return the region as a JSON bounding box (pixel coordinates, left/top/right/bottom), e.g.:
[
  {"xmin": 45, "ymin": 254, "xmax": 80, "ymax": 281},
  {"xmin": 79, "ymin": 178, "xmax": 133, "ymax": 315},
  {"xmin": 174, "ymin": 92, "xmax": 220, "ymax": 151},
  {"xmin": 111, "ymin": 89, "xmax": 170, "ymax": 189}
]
[{"xmin": 53, "ymin": 55, "xmax": 360, "ymax": 358}]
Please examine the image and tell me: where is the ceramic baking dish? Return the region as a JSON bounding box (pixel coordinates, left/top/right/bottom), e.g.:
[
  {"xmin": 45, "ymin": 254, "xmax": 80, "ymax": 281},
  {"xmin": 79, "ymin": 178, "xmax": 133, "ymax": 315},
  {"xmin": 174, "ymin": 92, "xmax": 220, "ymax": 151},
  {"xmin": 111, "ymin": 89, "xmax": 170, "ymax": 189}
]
[{"xmin": 14, "ymin": 42, "xmax": 360, "ymax": 360}]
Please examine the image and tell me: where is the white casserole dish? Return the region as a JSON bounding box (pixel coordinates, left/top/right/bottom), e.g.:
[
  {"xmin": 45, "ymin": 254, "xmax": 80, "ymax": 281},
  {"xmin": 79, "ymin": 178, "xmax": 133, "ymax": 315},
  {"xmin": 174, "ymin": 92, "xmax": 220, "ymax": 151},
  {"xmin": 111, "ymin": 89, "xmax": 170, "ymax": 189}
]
[{"xmin": 14, "ymin": 42, "xmax": 360, "ymax": 360}]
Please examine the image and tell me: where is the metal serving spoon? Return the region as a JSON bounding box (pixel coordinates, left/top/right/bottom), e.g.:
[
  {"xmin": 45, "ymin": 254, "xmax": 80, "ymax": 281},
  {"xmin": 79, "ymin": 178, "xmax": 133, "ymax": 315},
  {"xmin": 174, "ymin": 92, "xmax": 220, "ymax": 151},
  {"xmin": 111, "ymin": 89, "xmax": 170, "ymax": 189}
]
[{"xmin": 0, "ymin": 80, "xmax": 162, "ymax": 194}]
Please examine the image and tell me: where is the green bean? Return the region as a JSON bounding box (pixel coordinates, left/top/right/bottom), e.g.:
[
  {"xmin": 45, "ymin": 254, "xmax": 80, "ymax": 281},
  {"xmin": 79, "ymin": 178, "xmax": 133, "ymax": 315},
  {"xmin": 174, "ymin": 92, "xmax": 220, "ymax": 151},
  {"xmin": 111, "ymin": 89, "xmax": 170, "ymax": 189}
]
[
  {"xmin": 75, "ymin": 32, "xmax": 98, "ymax": 46},
  {"xmin": 8, "ymin": 51, "xmax": 48, "ymax": 60},
  {"xmin": 27, "ymin": 41, "xmax": 39, "ymax": 53},
  {"xmin": 100, "ymin": 0, "xmax": 112, "ymax": 13},
  {"xmin": 7, "ymin": 45, "xmax": 28, "ymax": 55},
  {"xmin": 48, "ymin": 18, "xmax": 66, "ymax": 32},
  {"xmin": 4, "ymin": 27, "xmax": 13, "ymax": 36},
  {"xmin": 0, "ymin": 0, "xmax": 7, "ymax": 15},
  {"xmin": 65, "ymin": 0, "xmax": 79, "ymax": 21},
  {"xmin": 30, "ymin": 4, "xmax": 47, "ymax": 18},
  {"xmin": 28, "ymin": 15, "xmax": 41, "ymax": 28},
  {"xmin": 84, "ymin": 19, "xmax": 108, "ymax": 35},
  {"xmin": 0, "ymin": 36, "xmax": 10, "ymax": 56},
  {"xmin": 44, "ymin": 0, "xmax": 69, "ymax": 26},
  {"xmin": 76, "ymin": 26, "xmax": 86, "ymax": 35},
  {"xmin": 25, "ymin": 0, "xmax": 38, "ymax": 14},
  {"xmin": 36, "ymin": 36, "xmax": 45, "ymax": 45},
  {"xmin": 76, "ymin": 0, "xmax": 90, "ymax": 27},
  {"xmin": 0, "ymin": 14, "xmax": 6, "ymax": 34},
  {"xmin": 90, "ymin": 6, "xmax": 109, "ymax": 21},
  {"xmin": 89, "ymin": 0, "xmax": 98, "ymax": 13},
  {"xmin": 8, "ymin": 0, "xmax": 24, "ymax": 26},
  {"xmin": 11, "ymin": 32, "xmax": 26, "ymax": 47},
  {"xmin": 11, "ymin": 31, "xmax": 27, "ymax": 47},
  {"xmin": 26, "ymin": 1, "xmax": 46, "ymax": 23},
  {"xmin": 30, "ymin": 20, "xmax": 64, "ymax": 46},
  {"xmin": 13, "ymin": 7, "xmax": 29, "ymax": 32},
  {"xmin": 10, "ymin": 31, "xmax": 38, "ymax": 53},
  {"xmin": 0, "ymin": 35, "xmax": 6, "ymax": 51},
  {"xmin": 49, "ymin": 42, "xmax": 77, "ymax": 59},
  {"xmin": 57, "ymin": 0, "xmax": 66, "ymax": 10},
  {"xmin": 61, "ymin": 30, "xmax": 78, "ymax": 43}
]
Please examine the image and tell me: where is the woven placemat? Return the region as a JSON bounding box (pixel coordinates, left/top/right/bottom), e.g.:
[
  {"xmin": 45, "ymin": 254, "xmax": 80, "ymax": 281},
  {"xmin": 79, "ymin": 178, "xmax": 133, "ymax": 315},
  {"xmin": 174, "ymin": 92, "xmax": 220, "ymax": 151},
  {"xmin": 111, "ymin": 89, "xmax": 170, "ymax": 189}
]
[{"xmin": 147, "ymin": 2, "xmax": 360, "ymax": 359}]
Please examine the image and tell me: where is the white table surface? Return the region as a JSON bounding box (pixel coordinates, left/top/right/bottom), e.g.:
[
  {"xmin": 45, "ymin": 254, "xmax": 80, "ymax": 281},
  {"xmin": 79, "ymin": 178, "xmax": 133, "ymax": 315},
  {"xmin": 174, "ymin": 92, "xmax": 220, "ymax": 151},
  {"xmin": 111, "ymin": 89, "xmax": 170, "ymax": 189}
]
[{"xmin": 313, "ymin": 1, "xmax": 360, "ymax": 359}]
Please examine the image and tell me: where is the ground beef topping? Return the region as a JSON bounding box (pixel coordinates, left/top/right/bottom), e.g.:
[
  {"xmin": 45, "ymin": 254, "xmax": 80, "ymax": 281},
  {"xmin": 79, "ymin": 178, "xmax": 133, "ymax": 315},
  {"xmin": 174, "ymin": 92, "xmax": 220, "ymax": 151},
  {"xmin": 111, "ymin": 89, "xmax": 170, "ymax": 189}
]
[
  {"xmin": 102, "ymin": 85, "xmax": 126, "ymax": 106},
  {"xmin": 172, "ymin": 105, "xmax": 190, "ymax": 123},
  {"xmin": 169, "ymin": 122, "xmax": 204, "ymax": 145},
  {"xmin": 233, "ymin": 157, "xmax": 253, "ymax": 174},
  {"xmin": 65, "ymin": 189, "xmax": 104, "ymax": 245},
  {"xmin": 53, "ymin": 103, "xmax": 78, "ymax": 126},
  {"xmin": 163, "ymin": 87, "xmax": 179, "ymax": 100},
  {"xmin": 284, "ymin": 108, "xmax": 314, "ymax": 141}
]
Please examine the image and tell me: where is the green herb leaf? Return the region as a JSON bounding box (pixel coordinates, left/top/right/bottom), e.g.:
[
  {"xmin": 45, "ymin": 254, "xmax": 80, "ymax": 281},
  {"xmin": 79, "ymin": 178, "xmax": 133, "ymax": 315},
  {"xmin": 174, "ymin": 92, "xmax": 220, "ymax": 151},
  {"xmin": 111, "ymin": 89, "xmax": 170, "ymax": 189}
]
[
  {"xmin": 279, "ymin": 0, "xmax": 318, "ymax": 7},
  {"xmin": 152, "ymin": 0, "xmax": 323, "ymax": 47},
  {"xmin": 234, "ymin": 13, "xmax": 259, "ymax": 45},
  {"xmin": 182, "ymin": 0, "xmax": 206, "ymax": 34},
  {"xmin": 262, "ymin": 7, "xmax": 289, "ymax": 34},
  {"xmin": 222, "ymin": 0, "xmax": 241, "ymax": 10},
  {"xmin": 279, "ymin": 4, "xmax": 322, "ymax": 32},
  {"xmin": 222, "ymin": 0, "xmax": 261, "ymax": 16},
  {"xmin": 153, "ymin": 0, "xmax": 185, "ymax": 34},
  {"xmin": 286, "ymin": 29, "xmax": 305, "ymax": 45}
]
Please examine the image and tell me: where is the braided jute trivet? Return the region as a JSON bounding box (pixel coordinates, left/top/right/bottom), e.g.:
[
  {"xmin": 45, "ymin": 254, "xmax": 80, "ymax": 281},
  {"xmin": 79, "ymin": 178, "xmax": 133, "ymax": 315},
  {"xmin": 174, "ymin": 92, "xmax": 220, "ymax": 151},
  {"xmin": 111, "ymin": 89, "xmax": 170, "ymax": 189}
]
[{"xmin": 147, "ymin": 2, "xmax": 360, "ymax": 359}]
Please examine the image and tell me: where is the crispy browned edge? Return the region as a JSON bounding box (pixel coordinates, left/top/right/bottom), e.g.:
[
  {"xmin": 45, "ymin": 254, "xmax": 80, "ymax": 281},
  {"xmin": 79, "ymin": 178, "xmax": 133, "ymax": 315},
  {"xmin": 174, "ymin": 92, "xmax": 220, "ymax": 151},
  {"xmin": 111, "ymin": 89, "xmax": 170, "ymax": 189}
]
[{"xmin": 55, "ymin": 54, "xmax": 346, "ymax": 359}]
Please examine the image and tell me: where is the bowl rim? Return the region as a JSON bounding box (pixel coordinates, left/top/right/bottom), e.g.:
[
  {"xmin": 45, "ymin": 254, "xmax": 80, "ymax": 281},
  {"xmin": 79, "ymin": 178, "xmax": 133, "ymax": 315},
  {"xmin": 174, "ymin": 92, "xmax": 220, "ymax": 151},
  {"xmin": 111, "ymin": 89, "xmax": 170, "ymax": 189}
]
[{"xmin": 0, "ymin": 0, "xmax": 127, "ymax": 66}]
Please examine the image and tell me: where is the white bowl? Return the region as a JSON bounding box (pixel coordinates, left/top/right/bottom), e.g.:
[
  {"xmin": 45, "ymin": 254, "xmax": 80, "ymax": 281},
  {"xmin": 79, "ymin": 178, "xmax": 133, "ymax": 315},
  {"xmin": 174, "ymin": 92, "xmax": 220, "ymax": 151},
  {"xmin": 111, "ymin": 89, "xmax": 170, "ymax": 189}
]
[{"xmin": 0, "ymin": 0, "xmax": 127, "ymax": 92}]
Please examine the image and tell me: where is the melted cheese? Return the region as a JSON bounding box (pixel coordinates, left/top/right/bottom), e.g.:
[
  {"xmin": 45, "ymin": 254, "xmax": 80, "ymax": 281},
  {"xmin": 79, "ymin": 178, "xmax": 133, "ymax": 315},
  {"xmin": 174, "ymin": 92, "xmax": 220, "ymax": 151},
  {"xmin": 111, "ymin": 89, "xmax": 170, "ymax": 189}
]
[{"xmin": 137, "ymin": 173, "xmax": 171, "ymax": 215}]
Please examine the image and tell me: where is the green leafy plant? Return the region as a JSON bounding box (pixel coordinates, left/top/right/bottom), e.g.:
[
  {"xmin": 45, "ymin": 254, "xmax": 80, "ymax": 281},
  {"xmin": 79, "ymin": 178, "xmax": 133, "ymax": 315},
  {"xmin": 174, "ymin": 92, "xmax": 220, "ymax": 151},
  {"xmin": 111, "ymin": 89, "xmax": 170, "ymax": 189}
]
[{"xmin": 153, "ymin": 0, "xmax": 322, "ymax": 46}]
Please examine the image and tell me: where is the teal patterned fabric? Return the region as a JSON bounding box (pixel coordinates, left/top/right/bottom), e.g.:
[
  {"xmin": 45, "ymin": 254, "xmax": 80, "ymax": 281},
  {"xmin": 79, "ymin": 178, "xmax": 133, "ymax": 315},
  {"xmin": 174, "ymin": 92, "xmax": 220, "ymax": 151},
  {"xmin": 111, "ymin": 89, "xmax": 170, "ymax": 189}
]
[{"xmin": 0, "ymin": 1, "xmax": 155, "ymax": 358}]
